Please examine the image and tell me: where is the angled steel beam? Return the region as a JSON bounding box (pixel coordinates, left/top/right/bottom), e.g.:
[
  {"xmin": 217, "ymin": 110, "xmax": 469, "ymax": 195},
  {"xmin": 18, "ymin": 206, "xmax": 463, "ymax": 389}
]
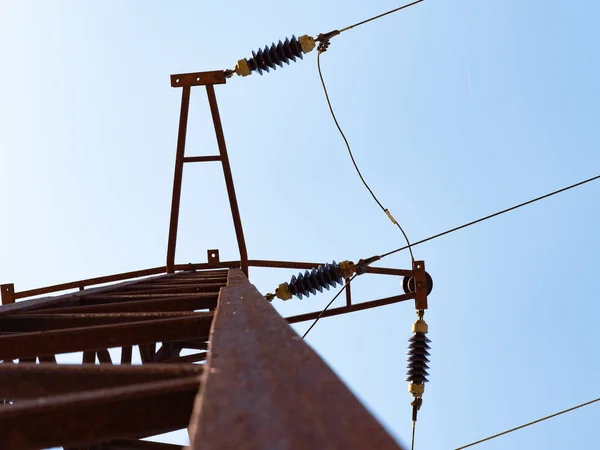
[
  {"xmin": 25, "ymin": 294, "xmax": 217, "ymax": 315},
  {"xmin": 0, "ymin": 363, "xmax": 202, "ymax": 399},
  {"xmin": 0, "ymin": 312, "xmax": 203, "ymax": 332},
  {"xmin": 166, "ymin": 86, "xmax": 191, "ymax": 274},
  {"xmin": 188, "ymin": 269, "xmax": 403, "ymax": 450},
  {"xmin": 0, "ymin": 376, "xmax": 199, "ymax": 450},
  {"xmin": 13, "ymin": 267, "xmax": 167, "ymax": 300},
  {"xmin": 95, "ymin": 439, "xmax": 184, "ymax": 449},
  {"xmin": 286, "ymin": 293, "xmax": 415, "ymax": 324},
  {"xmin": 205, "ymin": 85, "xmax": 248, "ymax": 276},
  {"xmin": 0, "ymin": 314, "xmax": 213, "ymax": 360}
]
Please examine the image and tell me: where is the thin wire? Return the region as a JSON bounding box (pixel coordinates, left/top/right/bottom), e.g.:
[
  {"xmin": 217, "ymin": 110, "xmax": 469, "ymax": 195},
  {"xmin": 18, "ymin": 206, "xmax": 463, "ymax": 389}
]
[
  {"xmin": 380, "ymin": 174, "xmax": 600, "ymax": 259},
  {"xmin": 301, "ymin": 275, "xmax": 357, "ymax": 339},
  {"xmin": 317, "ymin": 52, "xmax": 415, "ymax": 262},
  {"xmin": 339, "ymin": 0, "xmax": 425, "ymax": 33},
  {"xmin": 411, "ymin": 420, "xmax": 416, "ymax": 450},
  {"xmin": 455, "ymin": 396, "xmax": 600, "ymax": 449}
]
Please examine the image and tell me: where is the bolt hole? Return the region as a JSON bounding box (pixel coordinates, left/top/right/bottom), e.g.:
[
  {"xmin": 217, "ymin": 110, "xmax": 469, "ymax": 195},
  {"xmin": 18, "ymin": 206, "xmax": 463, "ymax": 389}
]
[
  {"xmin": 176, "ymin": 78, "xmax": 180, "ymax": 83},
  {"xmin": 211, "ymin": 253, "xmax": 216, "ymax": 258},
  {"xmin": 417, "ymin": 265, "xmax": 421, "ymax": 269},
  {"xmin": 196, "ymin": 77, "xmax": 201, "ymax": 81}
]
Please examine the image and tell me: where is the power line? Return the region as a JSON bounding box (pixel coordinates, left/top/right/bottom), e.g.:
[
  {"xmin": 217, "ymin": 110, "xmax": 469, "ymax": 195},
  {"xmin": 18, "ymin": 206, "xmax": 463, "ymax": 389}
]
[
  {"xmin": 317, "ymin": 52, "xmax": 415, "ymax": 262},
  {"xmin": 340, "ymin": 0, "xmax": 425, "ymax": 33},
  {"xmin": 455, "ymin": 396, "xmax": 600, "ymax": 449},
  {"xmin": 301, "ymin": 275, "xmax": 356, "ymax": 339},
  {"xmin": 379, "ymin": 174, "xmax": 600, "ymax": 259}
]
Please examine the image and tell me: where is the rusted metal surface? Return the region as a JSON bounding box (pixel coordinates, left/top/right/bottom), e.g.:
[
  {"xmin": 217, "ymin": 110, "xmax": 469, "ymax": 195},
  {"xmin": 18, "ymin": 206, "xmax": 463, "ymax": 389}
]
[
  {"xmin": 0, "ymin": 363, "xmax": 200, "ymax": 399},
  {"xmin": 0, "ymin": 376, "xmax": 200, "ymax": 450},
  {"xmin": 286, "ymin": 293, "xmax": 415, "ymax": 324},
  {"xmin": 83, "ymin": 351, "xmax": 96, "ymax": 364},
  {"xmin": 205, "ymin": 85, "xmax": 249, "ymax": 276},
  {"xmin": 0, "ymin": 312, "xmax": 203, "ymax": 332},
  {"xmin": 182, "ymin": 155, "xmax": 221, "ymax": 163},
  {"xmin": 13, "ymin": 267, "xmax": 166, "ymax": 300},
  {"xmin": 170, "ymin": 70, "xmax": 226, "ymax": 87},
  {"xmin": 96, "ymin": 349, "xmax": 113, "ymax": 364},
  {"xmin": 26, "ymin": 294, "xmax": 217, "ymax": 314},
  {"xmin": 104, "ymin": 283, "xmax": 223, "ymax": 295},
  {"xmin": 207, "ymin": 249, "xmax": 220, "ymax": 265},
  {"xmin": 166, "ymin": 86, "xmax": 191, "ymax": 274},
  {"xmin": 413, "ymin": 260, "xmax": 428, "ymax": 310},
  {"xmin": 121, "ymin": 346, "xmax": 133, "ymax": 364},
  {"xmin": 1, "ymin": 270, "xmax": 191, "ymax": 316},
  {"xmin": 93, "ymin": 439, "xmax": 184, "ymax": 449},
  {"xmin": 0, "ymin": 314, "xmax": 213, "ymax": 360},
  {"xmin": 188, "ymin": 269, "xmax": 403, "ymax": 450},
  {"xmin": 164, "ymin": 352, "xmax": 207, "ymax": 364},
  {"xmin": 139, "ymin": 343, "xmax": 157, "ymax": 363},
  {"xmin": 1, "ymin": 283, "xmax": 15, "ymax": 304},
  {"xmin": 155, "ymin": 342, "xmax": 184, "ymax": 361},
  {"xmin": 345, "ymin": 277, "xmax": 352, "ymax": 306}
]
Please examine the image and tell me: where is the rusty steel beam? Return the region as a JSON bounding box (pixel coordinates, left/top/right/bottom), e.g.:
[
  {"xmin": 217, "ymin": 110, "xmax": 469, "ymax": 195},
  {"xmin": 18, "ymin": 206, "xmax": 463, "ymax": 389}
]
[
  {"xmin": 83, "ymin": 351, "xmax": 96, "ymax": 364},
  {"xmin": 164, "ymin": 352, "xmax": 206, "ymax": 364},
  {"xmin": 0, "ymin": 314, "xmax": 213, "ymax": 360},
  {"xmin": 345, "ymin": 277, "xmax": 352, "ymax": 307},
  {"xmin": 188, "ymin": 269, "xmax": 403, "ymax": 450},
  {"xmin": 170, "ymin": 70, "xmax": 226, "ymax": 88},
  {"xmin": 246, "ymin": 259, "xmax": 412, "ymax": 276},
  {"xmin": 113, "ymin": 283, "xmax": 224, "ymax": 295},
  {"xmin": 182, "ymin": 155, "xmax": 221, "ymax": 163},
  {"xmin": 38, "ymin": 354, "xmax": 57, "ymax": 363},
  {"xmin": 286, "ymin": 293, "xmax": 415, "ymax": 324},
  {"xmin": 13, "ymin": 267, "xmax": 167, "ymax": 300},
  {"xmin": 139, "ymin": 344, "xmax": 156, "ymax": 363},
  {"xmin": 26, "ymin": 294, "xmax": 217, "ymax": 315},
  {"xmin": 121, "ymin": 346, "xmax": 133, "ymax": 364},
  {"xmin": 0, "ymin": 375, "xmax": 200, "ymax": 450},
  {"xmin": 166, "ymin": 86, "xmax": 191, "ymax": 274},
  {"xmin": 0, "ymin": 312, "xmax": 203, "ymax": 332},
  {"xmin": 155, "ymin": 342, "xmax": 184, "ymax": 362},
  {"xmin": 0, "ymin": 271, "xmax": 188, "ymax": 317},
  {"xmin": 173, "ymin": 262, "xmax": 239, "ymax": 272},
  {"xmin": 97, "ymin": 439, "xmax": 184, "ymax": 450},
  {"xmin": 96, "ymin": 349, "xmax": 112, "ymax": 364},
  {"xmin": 205, "ymin": 85, "xmax": 248, "ymax": 276}
]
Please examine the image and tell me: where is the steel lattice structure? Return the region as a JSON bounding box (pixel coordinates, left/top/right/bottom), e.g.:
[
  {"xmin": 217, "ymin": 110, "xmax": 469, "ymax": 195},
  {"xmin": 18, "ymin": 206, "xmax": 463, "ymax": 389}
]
[{"xmin": 0, "ymin": 70, "xmax": 428, "ymax": 450}]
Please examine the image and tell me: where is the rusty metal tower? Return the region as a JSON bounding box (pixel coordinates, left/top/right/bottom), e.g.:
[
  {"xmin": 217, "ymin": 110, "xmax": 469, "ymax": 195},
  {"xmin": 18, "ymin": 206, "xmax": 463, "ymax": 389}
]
[{"xmin": 0, "ymin": 67, "xmax": 431, "ymax": 449}]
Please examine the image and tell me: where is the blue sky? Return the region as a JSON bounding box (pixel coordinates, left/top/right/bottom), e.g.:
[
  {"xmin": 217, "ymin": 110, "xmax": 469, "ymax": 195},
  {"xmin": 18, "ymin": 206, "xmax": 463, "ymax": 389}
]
[{"xmin": 1, "ymin": 1, "xmax": 599, "ymax": 449}]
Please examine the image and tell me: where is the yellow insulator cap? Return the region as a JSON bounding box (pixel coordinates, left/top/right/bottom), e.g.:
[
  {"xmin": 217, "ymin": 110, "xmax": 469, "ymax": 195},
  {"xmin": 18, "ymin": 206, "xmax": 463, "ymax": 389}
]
[
  {"xmin": 409, "ymin": 383, "xmax": 425, "ymax": 396},
  {"xmin": 235, "ymin": 58, "xmax": 251, "ymax": 77},
  {"xmin": 412, "ymin": 319, "xmax": 428, "ymax": 334},
  {"xmin": 299, "ymin": 35, "xmax": 316, "ymax": 53},
  {"xmin": 275, "ymin": 283, "xmax": 292, "ymax": 301},
  {"xmin": 339, "ymin": 260, "xmax": 356, "ymax": 279}
]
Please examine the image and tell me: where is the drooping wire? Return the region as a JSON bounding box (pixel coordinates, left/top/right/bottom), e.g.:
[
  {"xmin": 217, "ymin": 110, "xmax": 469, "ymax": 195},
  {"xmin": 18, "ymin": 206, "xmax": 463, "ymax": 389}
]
[
  {"xmin": 301, "ymin": 275, "xmax": 356, "ymax": 339},
  {"xmin": 339, "ymin": 0, "xmax": 425, "ymax": 33},
  {"xmin": 378, "ymin": 174, "xmax": 600, "ymax": 260},
  {"xmin": 455, "ymin": 396, "xmax": 600, "ymax": 449},
  {"xmin": 317, "ymin": 52, "xmax": 415, "ymax": 262}
]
